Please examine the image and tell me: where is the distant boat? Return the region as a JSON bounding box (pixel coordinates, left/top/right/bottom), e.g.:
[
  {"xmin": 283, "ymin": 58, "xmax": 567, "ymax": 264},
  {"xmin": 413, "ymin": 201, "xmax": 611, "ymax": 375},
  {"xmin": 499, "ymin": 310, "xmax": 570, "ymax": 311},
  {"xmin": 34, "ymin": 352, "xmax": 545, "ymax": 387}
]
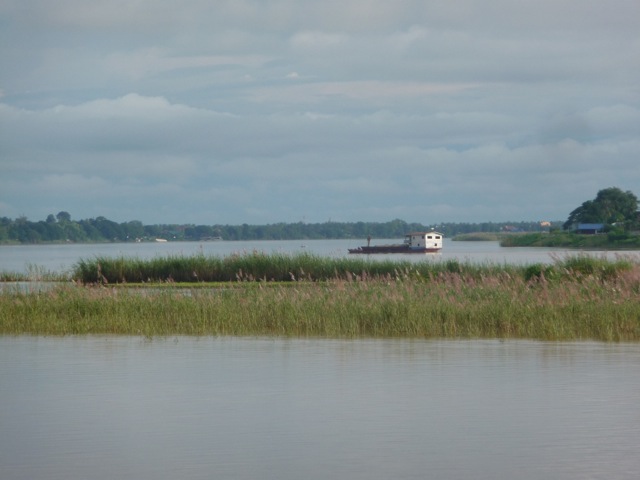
[
  {"xmin": 348, "ymin": 232, "xmax": 443, "ymax": 254},
  {"xmin": 155, "ymin": 238, "xmax": 168, "ymax": 243}
]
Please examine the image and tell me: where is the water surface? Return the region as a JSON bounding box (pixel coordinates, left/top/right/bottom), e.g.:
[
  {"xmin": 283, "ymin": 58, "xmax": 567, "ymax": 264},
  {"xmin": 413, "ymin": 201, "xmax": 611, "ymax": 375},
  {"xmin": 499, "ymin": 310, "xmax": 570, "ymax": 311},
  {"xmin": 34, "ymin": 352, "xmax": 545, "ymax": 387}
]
[{"xmin": 1, "ymin": 337, "xmax": 638, "ymax": 480}]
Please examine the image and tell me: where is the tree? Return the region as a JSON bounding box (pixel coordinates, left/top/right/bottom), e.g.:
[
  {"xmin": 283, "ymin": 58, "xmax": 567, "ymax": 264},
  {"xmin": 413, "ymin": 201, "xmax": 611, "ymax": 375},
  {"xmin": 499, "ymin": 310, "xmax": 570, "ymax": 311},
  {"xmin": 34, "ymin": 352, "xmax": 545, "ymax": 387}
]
[
  {"xmin": 563, "ymin": 187, "xmax": 639, "ymax": 230},
  {"xmin": 92, "ymin": 216, "xmax": 124, "ymax": 241},
  {"xmin": 122, "ymin": 220, "xmax": 145, "ymax": 240},
  {"xmin": 56, "ymin": 211, "xmax": 71, "ymax": 223}
]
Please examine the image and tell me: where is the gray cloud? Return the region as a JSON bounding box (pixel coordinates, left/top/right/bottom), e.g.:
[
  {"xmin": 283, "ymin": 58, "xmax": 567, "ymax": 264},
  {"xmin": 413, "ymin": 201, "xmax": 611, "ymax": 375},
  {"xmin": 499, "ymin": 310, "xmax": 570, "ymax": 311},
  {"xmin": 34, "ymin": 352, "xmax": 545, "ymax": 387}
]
[{"xmin": 1, "ymin": 0, "xmax": 639, "ymax": 224}]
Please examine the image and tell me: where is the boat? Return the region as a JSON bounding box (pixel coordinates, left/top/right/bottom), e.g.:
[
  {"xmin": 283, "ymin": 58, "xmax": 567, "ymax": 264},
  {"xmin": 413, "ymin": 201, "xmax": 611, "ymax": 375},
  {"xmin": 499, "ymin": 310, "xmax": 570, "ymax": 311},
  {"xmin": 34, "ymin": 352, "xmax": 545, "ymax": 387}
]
[{"xmin": 348, "ymin": 232, "xmax": 443, "ymax": 254}]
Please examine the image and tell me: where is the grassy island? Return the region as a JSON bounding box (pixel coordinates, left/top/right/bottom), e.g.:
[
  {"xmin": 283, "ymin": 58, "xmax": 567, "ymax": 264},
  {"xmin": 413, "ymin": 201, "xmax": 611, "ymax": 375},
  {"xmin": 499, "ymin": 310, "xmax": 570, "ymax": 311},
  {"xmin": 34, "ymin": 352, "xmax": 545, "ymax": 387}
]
[
  {"xmin": 499, "ymin": 232, "xmax": 640, "ymax": 249},
  {"xmin": 2, "ymin": 252, "xmax": 640, "ymax": 341}
]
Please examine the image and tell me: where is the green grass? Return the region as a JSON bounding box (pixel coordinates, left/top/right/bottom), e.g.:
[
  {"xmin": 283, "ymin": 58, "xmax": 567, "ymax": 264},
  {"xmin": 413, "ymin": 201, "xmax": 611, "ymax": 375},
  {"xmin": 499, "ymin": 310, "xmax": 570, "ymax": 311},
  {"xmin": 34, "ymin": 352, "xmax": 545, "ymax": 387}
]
[
  {"xmin": 500, "ymin": 232, "xmax": 640, "ymax": 249},
  {"xmin": 68, "ymin": 251, "xmax": 637, "ymax": 286},
  {"xmin": 2, "ymin": 254, "xmax": 640, "ymax": 341},
  {"xmin": 452, "ymin": 232, "xmax": 504, "ymax": 241},
  {"xmin": 71, "ymin": 251, "xmax": 525, "ymax": 284}
]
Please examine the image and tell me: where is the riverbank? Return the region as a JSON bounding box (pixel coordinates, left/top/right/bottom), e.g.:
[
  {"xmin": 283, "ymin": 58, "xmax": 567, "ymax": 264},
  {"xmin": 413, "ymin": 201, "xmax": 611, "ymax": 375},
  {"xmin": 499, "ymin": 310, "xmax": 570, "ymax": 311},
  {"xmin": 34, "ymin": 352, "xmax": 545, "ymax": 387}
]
[
  {"xmin": 451, "ymin": 232, "xmax": 504, "ymax": 241},
  {"xmin": 2, "ymin": 254, "xmax": 639, "ymax": 341},
  {"xmin": 498, "ymin": 232, "xmax": 640, "ymax": 249}
]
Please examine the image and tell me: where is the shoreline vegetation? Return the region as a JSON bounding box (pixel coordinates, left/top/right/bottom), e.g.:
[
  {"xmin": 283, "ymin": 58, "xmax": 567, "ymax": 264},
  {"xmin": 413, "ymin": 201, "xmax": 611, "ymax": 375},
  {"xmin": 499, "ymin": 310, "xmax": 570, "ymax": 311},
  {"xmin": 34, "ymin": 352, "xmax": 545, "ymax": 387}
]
[
  {"xmin": 2, "ymin": 252, "xmax": 640, "ymax": 341},
  {"xmin": 498, "ymin": 232, "xmax": 640, "ymax": 249},
  {"xmin": 5, "ymin": 211, "xmax": 639, "ymax": 249},
  {"xmin": 0, "ymin": 214, "xmax": 556, "ymax": 244},
  {"xmin": 452, "ymin": 231, "xmax": 640, "ymax": 249}
]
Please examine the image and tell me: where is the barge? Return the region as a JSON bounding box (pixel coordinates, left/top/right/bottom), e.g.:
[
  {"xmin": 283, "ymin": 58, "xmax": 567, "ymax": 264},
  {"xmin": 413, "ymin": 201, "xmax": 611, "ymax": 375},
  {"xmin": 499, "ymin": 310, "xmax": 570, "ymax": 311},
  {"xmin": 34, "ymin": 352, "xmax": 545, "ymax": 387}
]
[{"xmin": 348, "ymin": 232, "xmax": 443, "ymax": 254}]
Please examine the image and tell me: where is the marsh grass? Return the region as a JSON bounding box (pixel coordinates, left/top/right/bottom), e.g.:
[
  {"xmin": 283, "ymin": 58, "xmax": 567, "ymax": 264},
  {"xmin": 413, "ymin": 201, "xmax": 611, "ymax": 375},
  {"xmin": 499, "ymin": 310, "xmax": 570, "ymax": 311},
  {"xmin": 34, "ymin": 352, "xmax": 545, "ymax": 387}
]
[
  {"xmin": 500, "ymin": 232, "xmax": 640, "ymax": 249},
  {"xmin": 452, "ymin": 232, "xmax": 503, "ymax": 241},
  {"xmin": 72, "ymin": 251, "xmax": 526, "ymax": 284},
  {"xmin": 72, "ymin": 251, "xmax": 405, "ymax": 283},
  {"xmin": 3, "ymin": 254, "xmax": 640, "ymax": 341},
  {"xmin": 70, "ymin": 251, "xmax": 638, "ymax": 287}
]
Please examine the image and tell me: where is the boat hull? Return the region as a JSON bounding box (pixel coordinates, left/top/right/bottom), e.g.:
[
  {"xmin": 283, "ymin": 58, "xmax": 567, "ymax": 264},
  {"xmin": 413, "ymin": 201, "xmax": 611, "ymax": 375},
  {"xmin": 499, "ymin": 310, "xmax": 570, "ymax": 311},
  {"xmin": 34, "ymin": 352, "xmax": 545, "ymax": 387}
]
[
  {"xmin": 348, "ymin": 245, "xmax": 441, "ymax": 254},
  {"xmin": 349, "ymin": 231, "xmax": 444, "ymax": 254}
]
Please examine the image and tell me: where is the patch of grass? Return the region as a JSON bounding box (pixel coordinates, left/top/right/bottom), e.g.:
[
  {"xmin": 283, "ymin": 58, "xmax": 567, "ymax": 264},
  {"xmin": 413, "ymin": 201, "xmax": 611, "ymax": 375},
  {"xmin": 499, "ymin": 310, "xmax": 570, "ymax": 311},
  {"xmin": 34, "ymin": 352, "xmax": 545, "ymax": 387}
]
[
  {"xmin": 3, "ymin": 257, "xmax": 640, "ymax": 341},
  {"xmin": 70, "ymin": 252, "xmax": 526, "ymax": 285},
  {"xmin": 452, "ymin": 232, "xmax": 503, "ymax": 241},
  {"xmin": 501, "ymin": 232, "xmax": 640, "ymax": 249}
]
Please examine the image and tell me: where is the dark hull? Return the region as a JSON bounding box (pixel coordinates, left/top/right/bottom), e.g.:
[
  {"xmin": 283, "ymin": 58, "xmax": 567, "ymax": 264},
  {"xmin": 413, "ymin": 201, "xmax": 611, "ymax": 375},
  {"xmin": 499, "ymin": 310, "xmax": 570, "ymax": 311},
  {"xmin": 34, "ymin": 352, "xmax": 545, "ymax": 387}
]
[{"xmin": 348, "ymin": 245, "xmax": 441, "ymax": 254}]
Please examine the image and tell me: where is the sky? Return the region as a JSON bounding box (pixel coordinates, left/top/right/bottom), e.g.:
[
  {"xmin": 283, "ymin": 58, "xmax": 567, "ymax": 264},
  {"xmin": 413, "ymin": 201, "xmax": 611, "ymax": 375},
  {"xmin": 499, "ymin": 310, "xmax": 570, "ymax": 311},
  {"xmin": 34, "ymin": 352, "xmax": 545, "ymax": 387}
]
[{"xmin": 1, "ymin": 0, "xmax": 639, "ymax": 225}]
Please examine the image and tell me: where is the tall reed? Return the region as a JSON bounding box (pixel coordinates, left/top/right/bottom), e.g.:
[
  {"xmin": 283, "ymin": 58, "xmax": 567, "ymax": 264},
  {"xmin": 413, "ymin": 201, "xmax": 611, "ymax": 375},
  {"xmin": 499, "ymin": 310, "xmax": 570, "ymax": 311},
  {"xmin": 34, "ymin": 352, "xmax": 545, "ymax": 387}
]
[
  {"xmin": 71, "ymin": 252, "xmax": 531, "ymax": 284},
  {"xmin": 69, "ymin": 251, "xmax": 638, "ymax": 286},
  {"xmin": 3, "ymin": 259, "xmax": 640, "ymax": 341}
]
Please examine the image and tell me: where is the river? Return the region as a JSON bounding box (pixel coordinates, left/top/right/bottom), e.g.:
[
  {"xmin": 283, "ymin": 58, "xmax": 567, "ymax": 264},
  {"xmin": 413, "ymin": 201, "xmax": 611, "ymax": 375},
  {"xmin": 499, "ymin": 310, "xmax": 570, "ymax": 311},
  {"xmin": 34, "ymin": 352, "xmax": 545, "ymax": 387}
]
[
  {"xmin": 1, "ymin": 337, "xmax": 639, "ymax": 480},
  {"xmin": 2, "ymin": 238, "xmax": 639, "ymax": 274},
  {"xmin": 2, "ymin": 240, "xmax": 640, "ymax": 479}
]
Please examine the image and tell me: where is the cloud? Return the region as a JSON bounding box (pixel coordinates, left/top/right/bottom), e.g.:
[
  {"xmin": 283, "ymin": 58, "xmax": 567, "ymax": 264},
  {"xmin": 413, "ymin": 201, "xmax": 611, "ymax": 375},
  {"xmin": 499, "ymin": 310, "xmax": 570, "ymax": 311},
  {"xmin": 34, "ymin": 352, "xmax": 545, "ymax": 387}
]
[
  {"xmin": 0, "ymin": 1, "xmax": 639, "ymax": 224},
  {"xmin": 290, "ymin": 31, "xmax": 348, "ymax": 49},
  {"xmin": 104, "ymin": 50, "xmax": 271, "ymax": 81},
  {"xmin": 34, "ymin": 173, "xmax": 110, "ymax": 194},
  {"xmin": 2, "ymin": 92, "xmax": 639, "ymax": 223}
]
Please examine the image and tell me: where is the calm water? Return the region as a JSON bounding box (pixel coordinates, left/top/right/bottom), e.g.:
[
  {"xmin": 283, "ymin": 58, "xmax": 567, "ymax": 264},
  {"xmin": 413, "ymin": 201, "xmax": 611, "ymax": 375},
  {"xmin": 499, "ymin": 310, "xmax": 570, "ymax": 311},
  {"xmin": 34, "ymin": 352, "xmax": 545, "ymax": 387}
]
[
  {"xmin": 2, "ymin": 239, "xmax": 638, "ymax": 274},
  {"xmin": 1, "ymin": 337, "xmax": 639, "ymax": 480}
]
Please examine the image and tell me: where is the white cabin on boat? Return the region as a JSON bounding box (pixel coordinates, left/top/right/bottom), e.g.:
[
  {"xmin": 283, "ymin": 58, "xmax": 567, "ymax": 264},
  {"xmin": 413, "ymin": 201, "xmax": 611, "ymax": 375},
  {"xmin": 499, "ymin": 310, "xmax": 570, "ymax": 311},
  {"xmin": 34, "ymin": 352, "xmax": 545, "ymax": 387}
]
[{"xmin": 404, "ymin": 231, "xmax": 443, "ymax": 251}]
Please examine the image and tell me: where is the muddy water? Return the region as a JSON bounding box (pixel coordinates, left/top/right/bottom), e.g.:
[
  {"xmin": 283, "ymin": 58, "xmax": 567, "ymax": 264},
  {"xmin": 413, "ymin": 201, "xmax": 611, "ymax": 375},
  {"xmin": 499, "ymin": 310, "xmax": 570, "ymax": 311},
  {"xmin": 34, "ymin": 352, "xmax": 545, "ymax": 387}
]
[{"xmin": 1, "ymin": 337, "xmax": 639, "ymax": 480}]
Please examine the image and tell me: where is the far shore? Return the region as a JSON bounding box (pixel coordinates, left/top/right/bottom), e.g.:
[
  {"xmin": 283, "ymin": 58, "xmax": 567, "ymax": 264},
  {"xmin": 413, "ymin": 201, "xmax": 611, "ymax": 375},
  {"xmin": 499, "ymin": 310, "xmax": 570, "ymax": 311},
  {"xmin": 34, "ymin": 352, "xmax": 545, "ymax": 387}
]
[{"xmin": 453, "ymin": 231, "xmax": 640, "ymax": 249}]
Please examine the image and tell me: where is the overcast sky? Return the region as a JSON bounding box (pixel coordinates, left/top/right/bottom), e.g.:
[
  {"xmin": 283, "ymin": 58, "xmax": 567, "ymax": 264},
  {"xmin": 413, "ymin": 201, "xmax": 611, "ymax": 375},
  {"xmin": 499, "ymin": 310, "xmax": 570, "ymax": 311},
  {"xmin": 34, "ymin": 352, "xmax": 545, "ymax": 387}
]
[{"xmin": 1, "ymin": 0, "xmax": 639, "ymax": 225}]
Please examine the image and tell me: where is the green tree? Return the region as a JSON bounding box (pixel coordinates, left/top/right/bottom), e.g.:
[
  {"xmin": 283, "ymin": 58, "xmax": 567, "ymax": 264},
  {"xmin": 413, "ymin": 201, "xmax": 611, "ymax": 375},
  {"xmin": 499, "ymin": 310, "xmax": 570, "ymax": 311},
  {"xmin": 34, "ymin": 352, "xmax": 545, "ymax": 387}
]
[
  {"xmin": 563, "ymin": 187, "xmax": 639, "ymax": 230},
  {"xmin": 56, "ymin": 211, "xmax": 71, "ymax": 223},
  {"xmin": 121, "ymin": 220, "xmax": 145, "ymax": 240},
  {"xmin": 92, "ymin": 216, "xmax": 124, "ymax": 241},
  {"xmin": 78, "ymin": 220, "xmax": 104, "ymax": 241}
]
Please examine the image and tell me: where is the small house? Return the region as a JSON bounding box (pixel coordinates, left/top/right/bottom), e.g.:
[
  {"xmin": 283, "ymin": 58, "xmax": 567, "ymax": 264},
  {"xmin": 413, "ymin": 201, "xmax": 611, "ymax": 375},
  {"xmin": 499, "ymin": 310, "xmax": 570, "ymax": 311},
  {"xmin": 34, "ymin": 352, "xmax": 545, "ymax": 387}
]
[{"xmin": 576, "ymin": 223, "xmax": 604, "ymax": 235}]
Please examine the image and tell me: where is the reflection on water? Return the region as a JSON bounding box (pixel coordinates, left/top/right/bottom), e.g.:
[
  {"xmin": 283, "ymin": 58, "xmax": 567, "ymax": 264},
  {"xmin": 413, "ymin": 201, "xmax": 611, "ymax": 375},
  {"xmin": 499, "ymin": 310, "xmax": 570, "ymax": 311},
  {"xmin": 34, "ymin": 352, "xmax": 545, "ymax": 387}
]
[{"xmin": 1, "ymin": 337, "xmax": 639, "ymax": 480}]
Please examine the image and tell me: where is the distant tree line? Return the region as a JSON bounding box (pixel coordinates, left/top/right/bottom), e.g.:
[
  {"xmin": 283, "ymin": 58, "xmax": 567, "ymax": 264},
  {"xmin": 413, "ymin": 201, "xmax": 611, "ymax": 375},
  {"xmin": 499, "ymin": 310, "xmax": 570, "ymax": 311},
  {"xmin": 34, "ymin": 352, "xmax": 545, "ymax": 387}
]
[{"xmin": 0, "ymin": 212, "xmax": 558, "ymax": 244}]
